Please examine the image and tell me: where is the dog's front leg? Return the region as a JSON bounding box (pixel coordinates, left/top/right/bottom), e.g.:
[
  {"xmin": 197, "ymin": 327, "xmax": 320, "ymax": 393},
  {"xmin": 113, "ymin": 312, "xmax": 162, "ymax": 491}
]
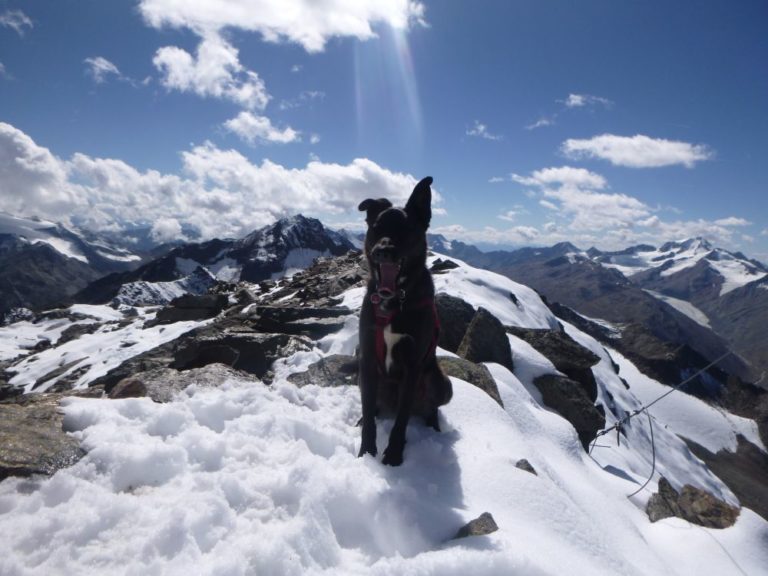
[
  {"xmin": 382, "ymin": 336, "xmax": 418, "ymax": 466},
  {"xmin": 358, "ymin": 344, "xmax": 379, "ymax": 458}
]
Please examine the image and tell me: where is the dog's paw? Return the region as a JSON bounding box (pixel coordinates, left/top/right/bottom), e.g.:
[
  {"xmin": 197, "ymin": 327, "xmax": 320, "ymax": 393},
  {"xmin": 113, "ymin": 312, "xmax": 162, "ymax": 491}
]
[
  {"xmin": 358, "ymin": 443, "xmax": 377, "ymax": 458},
  {"xmin": 382, "ymin": 446, "xmax": 404, "ymax": 467}
]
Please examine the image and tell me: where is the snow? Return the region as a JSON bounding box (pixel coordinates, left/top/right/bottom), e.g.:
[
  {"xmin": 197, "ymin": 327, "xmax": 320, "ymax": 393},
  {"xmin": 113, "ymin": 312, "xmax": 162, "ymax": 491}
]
[
  {"xmin": 598, "ymin": 238, "xmax": 766, "ymax": 296},
  {"xmin": 606, "ymin": 347, "xmax": 765, "ymax": 454},
  {"xmin": 5, "ymin": 306, "xmax": 211, "ymax": 392},
  {"xmin": 271, "ymin": 248, "xmax": 329, "ymax": 279},
  {"xmin": 1, "ymin": 255, "xmax": 767, "ymax": 575},
  {"xmin": 643, "ymin": 289, "xmax": 712, "ymax": 328},
  {"xmin": 709, "ymin": 258, "xmax": 767, "ymax": 296},
  {"xmin": 0, "ymin": 213, "xmax": 85, "ymax": 263},
  {"xmin": 115, "ymin": 268, "xmax": 217, "ymax": 306}
]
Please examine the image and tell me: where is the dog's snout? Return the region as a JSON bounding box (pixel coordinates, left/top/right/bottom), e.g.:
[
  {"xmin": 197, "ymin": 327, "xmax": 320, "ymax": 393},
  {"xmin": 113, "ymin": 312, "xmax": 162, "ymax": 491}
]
[{"xmin": 372, "ymin": 238, "xmax": 397, "ymax": 262}]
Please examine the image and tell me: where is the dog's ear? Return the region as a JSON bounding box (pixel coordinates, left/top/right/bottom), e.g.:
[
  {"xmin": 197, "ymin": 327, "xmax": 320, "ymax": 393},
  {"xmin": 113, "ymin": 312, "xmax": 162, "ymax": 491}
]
[
  {"xmin": 405, "ymin": 176, "xmax": 433, "ymax": 229},
  {"xmin": 358, "ymin": 198, "xmax": 392, "ymax": 226}
]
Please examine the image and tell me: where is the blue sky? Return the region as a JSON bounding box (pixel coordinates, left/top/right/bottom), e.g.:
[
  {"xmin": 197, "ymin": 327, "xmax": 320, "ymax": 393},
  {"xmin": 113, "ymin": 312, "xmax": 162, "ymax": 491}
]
[{"xmin": 1, "ymin": 1, "xmax": 767, "ymax": 260}]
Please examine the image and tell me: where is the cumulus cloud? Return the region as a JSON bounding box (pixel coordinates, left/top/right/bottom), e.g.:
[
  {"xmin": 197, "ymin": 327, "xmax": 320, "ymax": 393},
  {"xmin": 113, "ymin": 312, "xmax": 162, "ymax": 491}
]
[
  {"xmin": 139, "ymin": 0, "xmax": 426, "ymax": 53},
  {"xmin": 224, "ymin": 112, "xmax": 301, "ymax": 145},
  {"xmin": 562, "ymin": 134, "xmax": 713, "ymax": 168},
  {"xmin": 467, "ymin": 120, "xmax": 502, "ymax": 141},
  {"xmin": 84, "ymin": 56, "xmax": 123, "ymax": 84},
  {"xmin": 150, "ymin": 217, "xmax": 185, "ymax": 242},
  {"xmin": 153, "ymin": 33, "xmax": 270, "ymax": 110},
  {"xmin": 512, "ymin": 166, "xmax": 607, "ymax": 190},
  {"xmin": 0, "ymin": 9, "xmax": 32, "ymax": 36},
  {"xmin": 0, "ymin": 122, "xmax": 435, "ymax": 241}
]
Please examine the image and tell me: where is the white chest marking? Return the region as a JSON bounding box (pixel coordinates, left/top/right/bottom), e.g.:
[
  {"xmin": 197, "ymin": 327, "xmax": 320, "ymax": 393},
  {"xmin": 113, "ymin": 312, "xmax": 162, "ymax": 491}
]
[{"xmin": 383, "ymin": 324, "xmax": 405, "ymax": 374}]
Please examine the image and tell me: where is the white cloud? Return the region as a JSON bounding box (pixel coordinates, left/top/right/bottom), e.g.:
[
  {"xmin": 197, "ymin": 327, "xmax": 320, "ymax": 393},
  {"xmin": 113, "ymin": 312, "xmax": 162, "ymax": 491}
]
[
  {"xmin": 0, "ymin": 9, "xmax": 32, "ymax": 36},
  {"xmin": 139, "ymin": 0, "xmax": 426, "ymax": 53},
  {"xmin": 488, "ymin": 176, "xmax": 505, "ymax": 184},
  {"xmin": 561, "ymin": 93, "xmax": 612, "ymax": 109},
  {"xmin": 498, "ymin": 210, "xmax": 518, "ymax": 222},
  {"xmin": 539, "ymin": 199, "xmax": 558, "ymax": 211},
  {"xmin": 0, "ymin": 122, "xmax": 73, "ymax": 215},
  {"xmin": 150, "ymin": 217, "xmax": 185, "ymax": 242},
  {"xmin": 562, "ymin": 134, "xmax": 713, "ymax": 168},
  {"xmin": 713, "ymin": 216, "xmax": 751, "ymax": 227},
  {"xmin": 512, "ymin": 166, "xmax": 607, "ymax": 190},
  {"xmin": 467, "ymin": 120, "xmax": 502, "ymax": 141},
  {"xmin": 309, "ymin": 134, "xmax": 321, "ymax": 145},
  {"xmin": 761, "ymin": 229, "xmax": 768, "ymax": 237},
  {"xmin": 0, "ymin": 62, "xmax": 6, "ymax": 78},
  {"xmin": 84, "ymin": 56, "xmax": 122, "ymax": 84},
  {"xmin": 291, "ymin": 64, "xmax": 302, "ymax": 73},
  {"xmin": 0, "ymin": 122, "xmax": 437, "ymax": 241},
  {"xmin": 279, "ymin": 90, "xmax": 325, "ymax": 110},
  {"xmin": 224, "ymin": 112, "xmax": 301, "ymax": 145},
  {"xmin": 153, "ymin": 33, "xmax": 270, "ymax": 110},
  {"xmin": 525, "ymin": 116, "xmax": 556, "ymax": 130}
]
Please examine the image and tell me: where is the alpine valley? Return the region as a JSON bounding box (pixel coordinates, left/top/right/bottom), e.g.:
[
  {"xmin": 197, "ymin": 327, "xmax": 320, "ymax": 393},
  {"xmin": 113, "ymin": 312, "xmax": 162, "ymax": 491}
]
[{"xmin": 1, "ymin": 213, "xmax": 767, "ymax": 576}]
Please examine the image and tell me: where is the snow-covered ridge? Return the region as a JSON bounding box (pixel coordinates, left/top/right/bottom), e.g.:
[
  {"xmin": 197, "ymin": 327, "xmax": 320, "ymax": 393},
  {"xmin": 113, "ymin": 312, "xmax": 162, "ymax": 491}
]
[{"xmin": 0, "ymin": 252, "xmax": 766, "ymax": 575}]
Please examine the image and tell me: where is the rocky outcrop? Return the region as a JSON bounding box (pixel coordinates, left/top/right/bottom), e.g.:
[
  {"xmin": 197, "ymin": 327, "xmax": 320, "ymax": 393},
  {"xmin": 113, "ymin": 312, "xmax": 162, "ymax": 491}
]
[
  {"xmin": 646, "ymin": 477, "xmax": 740, "ymax": 528},
  {"xmin": 515, "ymin": 459, "xmax": 537, "ymax": 475},
  {"xmin": 435, "ymin": 293, "xmax": 476, "ymax": 353},
  {"xmin": 507, "ymin": 327, "xmax": 600, "ymax": 401},
  {"xmin": 438, "ymin": 357, "xmax": 502, "ymax": 407},
  {"xmin": 287, "ymin": 355, "xmax": 358, "ymax": 388},
  {"xmin": 109, "ymin": 364, "xmax": 250, "ymax": 402},
  {"xmin": 457, "ymin": 307, "xmax": 514, "ymax": 372},
  {"xmin": 685, "ymin": 436, "xmax": 768, "ymax": 521},
  {"xmin": 153, "ymin": 293, "xmax": 229, "ymax": 325},
  {"xmin": 533, "ymin": 374, "xmax": 605, "ymax": 450},
  {"xmin": 0, "ymin": 388, "xmax": 102, "ymax": 480}
]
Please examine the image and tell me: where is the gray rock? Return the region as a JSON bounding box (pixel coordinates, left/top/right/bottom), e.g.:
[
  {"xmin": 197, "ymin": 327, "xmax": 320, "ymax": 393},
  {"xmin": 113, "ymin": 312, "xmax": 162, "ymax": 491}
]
[
  {"xmin": 435, "ymin": 293, "xmax": 476, "ymax": 354},
  {"xmin": 454, "ymin": 512, "xmax": 499, "ymax": 539},
  {"xmin": 430, "ymin": 258, "xmax": 460, "ymax": 274},
  {"xmin": 57, "ymin": 322, "xmax": 101, "ymax": 346},
  {"xmin": 110, "ymin": 364, "xmax": 251, "ymax": 402},
  {"xmin": 533, "ymin": 374, "xmax": 605, "ymax": 450},
  {"xmin": 507, "ymin": 327, "xmax": 600, "ymax": 400},
  {"xmin": 287, "ymin": 355, "xmax": 358, "ymax": 388},
  {"xmin": 153, "ymin": 293, "xmax": 229, "ymax": 325},
  {"xmin": 646, "ymin": 477, "xmax": 682, "ymax": 522},
  {"xmin": 438, "ymin": 356, "xmax": 503, "ymax": 407},
  {"xmin": 678, "ymin": 485, "xmax": 740, "ymax": 528},
  {"xmin": 457, "ymin": 307, "xmax": 514, "ymax": 372},
  {"xmin": 172, "ymin": 329, "xmax": 312, "ymax": 382},
  {"xmin": 0, "ymin": 389, "xmax": 100, "ymax": 480},
  {"xmin": 515, "ymin": 459, "xmax": 537, "ymax": 475},
  {"xmin": 647, "ymin": 477, "xmax": 740, "ymax": 528}
]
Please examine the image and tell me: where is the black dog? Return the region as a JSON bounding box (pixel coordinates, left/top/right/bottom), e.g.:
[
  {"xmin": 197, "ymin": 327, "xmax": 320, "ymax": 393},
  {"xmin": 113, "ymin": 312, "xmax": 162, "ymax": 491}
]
[{"xmin": 357, "ymin": 176, "xmax": 452, "ymax": 466}]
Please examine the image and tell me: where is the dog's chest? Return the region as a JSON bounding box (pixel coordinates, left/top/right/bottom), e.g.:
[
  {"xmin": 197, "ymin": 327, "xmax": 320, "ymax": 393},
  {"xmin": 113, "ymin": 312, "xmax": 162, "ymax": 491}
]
[{"xmin": 382, "ymin": 324, "xmax": 405, "ymax": 374}]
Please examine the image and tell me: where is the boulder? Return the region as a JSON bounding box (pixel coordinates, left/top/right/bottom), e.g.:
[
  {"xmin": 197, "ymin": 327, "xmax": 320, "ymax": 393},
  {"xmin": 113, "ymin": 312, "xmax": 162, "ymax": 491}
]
[
  {"xmin": 457, "ymin": 307, "xmax": 514, "ymax": 372},
  {"xmin": 0, "ymin": 389, "xmax": 101, "ymax": 480},
  {"xmin": 110, "ymin": 364, "xmax": 251, "ymax": 402},
  {"xmin": 435, "ymin": 293, "xmax": 476, "ymax": 354},
  {"xmin": 287, "ymin": 355, "xmax": 358, "ymax": 388},
  {"xmin": 454, "ymin": 512, "xmax": 499, "ymax": 539},
  {"xmin": 153, "ymin": 293, "xmax": 229, "ymax": 325},
  {"xmin": 438, "ymin": 357, "xmax": 503, "ymax": 407},
  {"xmin": 249, "ymin": 306, "xmax": 351, "ymax": 340},
  {"xmin": 647, "ymin": 477, "xmax": 740, "ymax": 528},
  {"xmin": 172, "ymin": 330, "xmax": 312, "ymax": 382},
  {"xmin": 430, "ymin": 258, "xmax": 460, "ymax": 274},
  {"xmin": 507, "ymin": 327, "xmax": 600, "ymax": 400},
  {"xmin": 57, "ymin": 322, "xmax": 101, "ymax": 346},
  {"xmin": 515, "ymin": 459, "xmax": 537, "ymax": 475},
  {"xmin": 533, "ymin": 374, "xmax": 605, "ymax": 450}
]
